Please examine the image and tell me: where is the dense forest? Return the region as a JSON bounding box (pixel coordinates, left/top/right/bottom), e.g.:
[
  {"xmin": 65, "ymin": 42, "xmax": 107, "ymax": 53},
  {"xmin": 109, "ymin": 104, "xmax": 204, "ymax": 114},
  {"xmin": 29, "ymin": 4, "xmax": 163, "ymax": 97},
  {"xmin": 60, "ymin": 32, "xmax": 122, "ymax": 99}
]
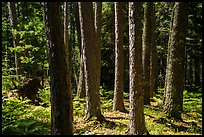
[{"xmin": 2, "ymin": 2, "xmax": 202, "ymax": 135}]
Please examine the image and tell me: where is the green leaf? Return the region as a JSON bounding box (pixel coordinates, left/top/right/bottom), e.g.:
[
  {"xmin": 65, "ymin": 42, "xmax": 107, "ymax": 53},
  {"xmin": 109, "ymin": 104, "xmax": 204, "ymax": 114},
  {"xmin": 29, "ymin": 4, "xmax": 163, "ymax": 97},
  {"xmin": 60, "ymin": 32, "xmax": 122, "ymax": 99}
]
[{"xmin": 25, "ymin": 44, "xmax": 33, "ymax": 49}]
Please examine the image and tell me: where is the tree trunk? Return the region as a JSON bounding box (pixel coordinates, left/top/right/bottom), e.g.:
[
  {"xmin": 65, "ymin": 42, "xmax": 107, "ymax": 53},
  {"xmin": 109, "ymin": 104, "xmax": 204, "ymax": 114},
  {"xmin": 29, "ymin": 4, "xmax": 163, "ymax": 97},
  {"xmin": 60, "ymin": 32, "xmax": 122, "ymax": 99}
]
[
  {"xmin": 149, "ymin": 2, "xmax": 158, "ymax": 98},
  {"xmin": 7, "ymin": 2, "xmax": 21, "ymax": 81},
  {"xmin": 113, "ymin": 2, "xmax": 127, "ymax": 112},
  {"xmin": 163, "ymin": 2, "xmax": 188, "ymax": 120},
  {"xmin": 128, "ymin": 2, "xmax": 148, "ymax": 135},
  {"xmin": 78, "ymin": 2, "xmax": 105, "ymax": 122},
  {"xmin": 73, "ymin": 2, "xmax": 86, "ymax": 98},
  {"xmin": 43, "ymin": 2, "xmax": 73, "ymax": 135},
  {"xmin": 73, "ymin": 2, "xmax": 81, "ymax": 52},
  {"xmin": 160, "ymin": 56, "xmax": 166, "ymax": 88},
  {"xmin": 64, "ymin": 2, "xmax": 69, "ymax": 67},
  {"xmin": 68, "ymin": 2, "xmax": 78, "ymax": 90},
  {"xmin": 95, "ymin": 2, "xmax": 102, "ymax": 102},
  {"xmin": 194, "ymin": 55, "xmax": 200, "ymax": 86},
  {"xmin": 76, "ymin": 54, "xmax": 86, "ymax": 98},
  {"xmin": 143, "ymin": 2, "xmax": 152, "ymax": 105},
  {"xmin": 189, "ymin": 57, "xmax": 193, "ymax": 84}
]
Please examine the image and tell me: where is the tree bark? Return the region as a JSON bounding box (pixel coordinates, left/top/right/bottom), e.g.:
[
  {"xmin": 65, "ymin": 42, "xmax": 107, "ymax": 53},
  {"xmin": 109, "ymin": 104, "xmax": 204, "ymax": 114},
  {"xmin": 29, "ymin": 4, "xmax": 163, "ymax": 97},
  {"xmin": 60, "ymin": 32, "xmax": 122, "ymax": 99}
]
[
  {"xmin": 189, "ymin": 57, "xmax": 193, "ymax": 84},
  {"xmin": 113, "ymin": 2, "xmax": 127, "ymax": 112},
  {"xmin": 163, "ymin": 2, "xmax": 188, "ymax": 120},
  {"xmin": 64, "ymin": 2, "xmax": 69, "ymax": 66},
  {"xmin": 7, "ymin": 2, "xmax": 21, "ymax": 81},
  {"xmin": 128, "ymin": 2, "xmax": 148, "ymax": 135},
  {"xmin": 73, "ymin": 2, "xmax": 81, "ymax": 52},
  {"xmin": 143, "ymin": 2, "xmax": 152, "ymax": 105},
  {"xmin": 43, "ymin": 2, "xmax": 73, "ymax": 135},
  {"xmin": 67, "ymin": 2, "xmax": 77, "ymax": 90},
  {"xmin": 149, "ymin": 2, "xmax": 158, "ymax": 98},
  {"xmin": 74, "ymin": 2, "xmax": 86, "ymax": 98},
  {"xmin": 76, "ymin": 54, "xmax": 86, "ymax": 98},
  {"xmin": 194, "ymin": 55, "xmax": 200, "ymax": 86},
  {"xmin": 95, "ymin": 2, "xmax": 102, "ymax": 102},
  {"xmin": 78, "ymin": 2, "xmax": 105, "ymax": 122}
]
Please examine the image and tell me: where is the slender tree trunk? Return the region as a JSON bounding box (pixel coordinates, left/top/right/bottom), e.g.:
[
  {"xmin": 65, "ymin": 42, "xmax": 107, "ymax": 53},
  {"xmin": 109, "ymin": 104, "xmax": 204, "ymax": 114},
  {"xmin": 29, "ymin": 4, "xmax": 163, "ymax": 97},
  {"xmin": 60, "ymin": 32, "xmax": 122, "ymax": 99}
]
[
  {"xmin": 149, "ymin": 2, "xmax": 158, "ymax": 98},
  {"xmin": 78, "ymin": 2, "xmax": 105, "ymax": 122},
  {"xmin": 189, "ymin": 57, "xmax": 193, "ymax": 84},
  {"xmin": 75, "ymin": 2, "xmax": 86, "ymax": 98},
  {"xmin": 64, "ymin": 2, "xmax": 69, "ymax": 68},
  {"xmin": 95, "ymin": 2, "xmax": 102, "ymax": 102},
  {"xmin": 194, "ymin": 55, "xmax": 200, "ymax": 86},
  {"xmin": 68, "ymin": 2, "xmax": 76, "ymax": 90},
  {"xmin": 128, "ymin": 2, "xmax": 148, "ymax": 135},
  {"xmin": 160, "ymin": 56, "xmax": 166, "ymax": 88},
  {"xmin": 113, "ymin": 2, "xmax": 127, "ymax": 112},
  {"xmin": 71, "ymin": 3, "xmax": 79, "ymax": 89},
  {"xmin": 163, "ymin": 2, "xmax": 188, "ymax": 120},
  {"xmin": 43, "ymin": 2, "xmax": 73, "ymax": 135},
  {"xmin": 76, "ymin": 54, "xmax": 86, "ymax": 98},
  {"xmin": 73, "ymin": 2, "xmax": 81, "ymax": 52},
  {"xmin": 64, "ymin": 2, "xmax": 72, "ymax": 118},
  {"xmin": 143, "ymin": 2, "xmax": 153, "ymax": 105},
  {"xmin": 41, "ymin": 63, "xmax": 44, "ymax": 87},
  {"xmin": 7, "ymin": 2, "xmax": 21, "ymax": 81}
]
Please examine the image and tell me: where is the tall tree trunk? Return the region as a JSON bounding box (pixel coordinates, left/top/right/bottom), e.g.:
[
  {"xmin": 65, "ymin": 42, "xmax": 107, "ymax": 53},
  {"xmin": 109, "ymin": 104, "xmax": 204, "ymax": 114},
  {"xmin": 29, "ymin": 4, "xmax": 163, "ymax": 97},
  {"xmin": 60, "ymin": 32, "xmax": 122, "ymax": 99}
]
[
  {"xmin": 43, "ymin": 2, "xmax": 73, "ymax": 135},
  {"xmin": 160, "ymin": 56, "xmax": 166, "ymax": 88},
  {"xmin": 163, "ymin": 2, "xmax": 188, "ymax": 120},
  {"xmin": 95, "ymin": 2, "xmax": 102, "ymax": 100},
  {"xmin": 194, "ymin": 55, "xmax": 200, "ymax": 86},
  {"xmin": 75, "ymin": 2, "xmax": 86, "ymax": 98},
  {"xmin": 76, "ymin": 54, "xmax": 86, "ymax": 98},
  {"xmin": 128, "ymin": 2, "xmax": 148, "ymax": 135},
  {"xmin": 78, "ymin": 2, "xmax": 105, "ymax": 122},
  {"xmin": 41, "ymin": 63, "xmax": 44, "ymax": 87},
  {"xmin": 64, "ymin": 2, "xmax": 69, "ymax": 68},
  {"xmin": 189, "ymin": 57, "xmax": 193, "ymax": 84},
  {"xmin": 73, "ymin": 2, "xmax": 85, "ymax": 98},
  {"xmin": 149, "ymin": 2, "xmax": 158, "ymax": 98},
  {"xmin": 113, "ymin": 2, "xmax": 127, "ymax": 112},
  {"xmin": 68, "ymin": 2, "xmax": 77, "ymax": 90},
  {"xmin": 73, "ymin": 2, "xmax": 81, "ymax": 52},
  {"xmin": 7, "ymin": 2, "xmax": 21, "ymax": 81},
  {"xmin": 143, "ymin": 2, "xmax": 153, "ymax": 105}
]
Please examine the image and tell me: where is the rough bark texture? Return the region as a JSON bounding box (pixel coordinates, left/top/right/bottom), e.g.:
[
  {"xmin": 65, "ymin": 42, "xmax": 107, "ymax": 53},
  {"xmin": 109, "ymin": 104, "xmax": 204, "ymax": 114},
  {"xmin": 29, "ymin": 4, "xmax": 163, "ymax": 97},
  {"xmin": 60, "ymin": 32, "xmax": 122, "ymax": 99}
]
[
  {"xmin": 43, "ymin": 2, "xmax": 73, "ymax": 135},
  {"xmin": 76, "ymin": 55, "xmax": 86, "ymax": 98},
  {"xmin": 163, "ymin": 2, "xmax": 188, "ymax": 120},
  {"xmin": 64, "ymin": 2, "xmax": 69, "ymax": 67},
  {"xmin": 78, "ymin": 2, "xmax": 105, "ymax": 122},
  {"xmin": 143, "ymin": 2, "xmax": 152, "ymax": 105},
  {"xmin": 75, "ymin": 2, "xmax": 86, "ymax": 98},
  {"xmin": 188, "ymin": 58, "xmax": 193, "ymax": 84},
  {"xmin": 194, "ymin": 55, "xmax": 200, "ymax": 86},
  {"xmin": 7, "ymin": 2, "xmax": 21, "ymax": 80},
  {"xmin": 73, "ymin": 2, "xmax": 81, "ymax": 52},
  {"xmin": 149, "ymin": 2, "xmax": 158, "ymax": 99},
  {"xmin": 70, "ymin": 3, "xmax": 79, "ymax": 90},
  {"xmin": 95, "ymin": 2, "xmax": 102, "ymax": 103},
  {"xmin": 113, "ymin": 2, "xmax": 127, "ymax": 112},
  {"xmin": 128, "ymin": 2, "xmax": 148, "ymax": 135}
]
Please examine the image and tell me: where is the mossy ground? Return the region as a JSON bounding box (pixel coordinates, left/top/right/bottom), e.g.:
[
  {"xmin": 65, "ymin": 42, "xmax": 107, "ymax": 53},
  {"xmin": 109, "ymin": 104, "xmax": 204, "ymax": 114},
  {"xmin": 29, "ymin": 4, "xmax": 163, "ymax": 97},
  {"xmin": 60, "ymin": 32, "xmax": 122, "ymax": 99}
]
[{"xmin": 2, "ymin": 85, "xmax": 202, "ymax": 135}]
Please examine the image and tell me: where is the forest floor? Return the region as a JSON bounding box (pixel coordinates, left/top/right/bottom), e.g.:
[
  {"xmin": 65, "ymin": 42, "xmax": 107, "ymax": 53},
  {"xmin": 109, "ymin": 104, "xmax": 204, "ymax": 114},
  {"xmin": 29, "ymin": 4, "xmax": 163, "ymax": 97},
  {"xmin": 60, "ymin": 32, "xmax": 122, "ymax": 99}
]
[
  {"xmin": 73, "ymin": 88, "xmax": 202, "ymax": 135},
  {"xmin": 2, "ymin": 84, "xmax": 202, "ymax": 135}
]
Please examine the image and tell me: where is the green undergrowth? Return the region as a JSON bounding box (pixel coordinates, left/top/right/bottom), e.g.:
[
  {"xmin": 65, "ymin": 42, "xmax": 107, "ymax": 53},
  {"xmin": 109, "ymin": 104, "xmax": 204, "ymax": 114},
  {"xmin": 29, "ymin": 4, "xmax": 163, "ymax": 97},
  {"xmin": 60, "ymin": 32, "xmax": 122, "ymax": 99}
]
[
  {"xmin": 2, "ymin": 97, "xmax": 51, "ymax": 135},
  {"xmin": 2, "ymin": 85, "xmax": 202, "ymax": 135}
]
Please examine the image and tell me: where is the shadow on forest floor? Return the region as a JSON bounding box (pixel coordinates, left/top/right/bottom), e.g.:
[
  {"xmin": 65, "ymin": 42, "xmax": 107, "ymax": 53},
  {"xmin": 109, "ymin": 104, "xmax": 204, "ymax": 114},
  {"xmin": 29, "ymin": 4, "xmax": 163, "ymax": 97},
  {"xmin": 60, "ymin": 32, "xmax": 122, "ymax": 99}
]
[
  {"xmin": 74, "ymin": 117, "xmax": 127, "ymax": 135},
  {"xmin": 2, "ymin": 117, "xmax": 50, "ymax": 135},
  {"xmin": 153, "ymin": 117, "xmax": 202, "ymax": 134}
]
